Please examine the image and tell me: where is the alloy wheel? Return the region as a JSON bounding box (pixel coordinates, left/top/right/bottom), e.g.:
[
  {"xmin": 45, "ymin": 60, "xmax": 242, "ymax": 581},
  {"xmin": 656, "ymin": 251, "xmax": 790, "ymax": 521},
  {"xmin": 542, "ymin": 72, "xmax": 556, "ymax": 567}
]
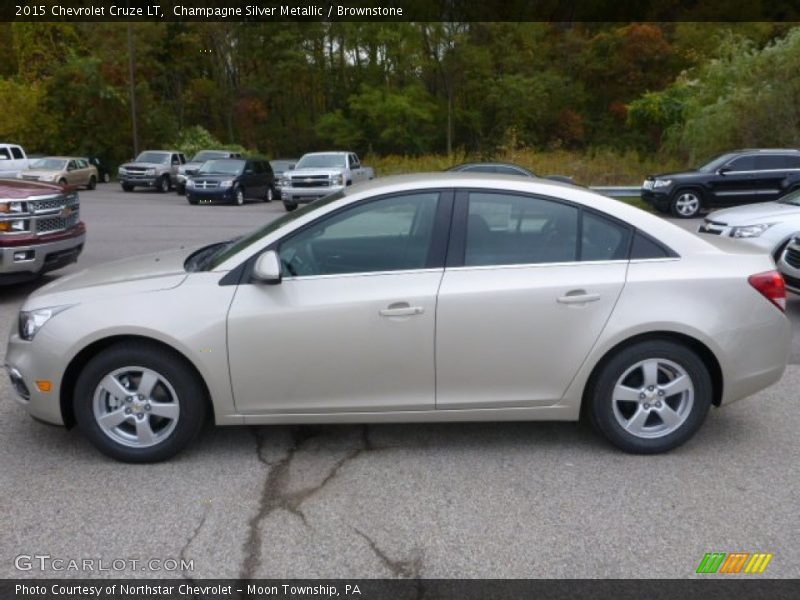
[{"xmin": 674, "ymin": 192, "xmax": 700, "ymax": 217}]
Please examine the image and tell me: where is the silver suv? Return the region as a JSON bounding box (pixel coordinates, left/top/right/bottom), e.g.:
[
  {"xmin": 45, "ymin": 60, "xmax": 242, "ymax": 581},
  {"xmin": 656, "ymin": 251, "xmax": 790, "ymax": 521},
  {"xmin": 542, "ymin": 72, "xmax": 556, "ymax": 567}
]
[{"xmin": 118, "ymin": 151, "xmax": 186, "ymax": 193}]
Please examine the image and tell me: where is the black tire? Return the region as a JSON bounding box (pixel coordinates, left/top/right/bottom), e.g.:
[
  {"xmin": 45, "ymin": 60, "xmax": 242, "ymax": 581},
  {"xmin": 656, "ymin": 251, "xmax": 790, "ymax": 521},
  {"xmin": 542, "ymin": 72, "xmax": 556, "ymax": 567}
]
[
  {"xmin": 87, "ymin": 176, "xmax": 97, "ymax": 190},
  {"xmin": 264, "ymin": 186, "xmax": 274, "ymax": 203},
  {"xmin": 284, "ymin": 202, "xmax": 297, "ymax": 212},
  {"xmin": 176, "ymin": 184, "xmax": 186, "ymax": 196},
  {"xmin": 588, "ymin": 340, "xmax": 712, "ymax": 454},
  {"xmin": 670, "ymin": 189, "xmax": 702, "ymax": 218},
  {"xmin": 158, "ymin": 175, "xmax": 171, "ymax": 193},
  {"xmin": 234, "ymin": 186, "xmax": 245, "ymax": 206},
  {"xmin": 121, "ymin": 183, "xmax": 133, "ymax": 192},
  {"xmin": 187, "ymin": 196, "xmax": 198, "ymax": 205},
  {"xmin": 73, "ymin": 341, "xmax": 207, "ymax": 463}
]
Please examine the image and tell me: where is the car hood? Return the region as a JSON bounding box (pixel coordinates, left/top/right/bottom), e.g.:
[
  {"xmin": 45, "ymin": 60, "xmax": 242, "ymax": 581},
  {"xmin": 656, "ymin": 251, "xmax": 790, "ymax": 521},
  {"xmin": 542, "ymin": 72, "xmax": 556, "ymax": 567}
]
[
  {"xmin": 707, "ymin": 201, "xmax": 800, "ymax": 224},
  {"xmin": 288, "ymin": 168, "xmax": 342, "ymax": 177},
  {"xmin": 120, "ymin": 162, "xmax": 165, "ymax": 170},
  {"xmin": 0, "ymin": 178, "xmax": 63, "ymax": 198},
  {"xmin": 24, "ymin": 247, "xmax": 196, "ymax": 309}
]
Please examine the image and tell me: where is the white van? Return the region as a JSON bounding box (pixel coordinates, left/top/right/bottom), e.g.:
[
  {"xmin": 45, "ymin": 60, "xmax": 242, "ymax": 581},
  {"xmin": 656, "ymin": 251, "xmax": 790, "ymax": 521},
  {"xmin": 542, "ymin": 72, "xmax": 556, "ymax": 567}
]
[{"xmin": 0, "ymin": 143, "xmax": 30, "ymax": 177}]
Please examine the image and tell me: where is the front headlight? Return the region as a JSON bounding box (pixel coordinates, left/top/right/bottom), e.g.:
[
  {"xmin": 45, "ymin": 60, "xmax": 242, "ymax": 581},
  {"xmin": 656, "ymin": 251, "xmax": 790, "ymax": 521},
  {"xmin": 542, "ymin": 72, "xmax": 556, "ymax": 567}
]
[
  {"xmin": 219, "ymin": 180, "xmax": 234, "ymax": 189},
  {"xmin": 145, "ymin": 168, "xmax": 155, "ymax": 176},
  {"xmin": 652, "ymin": 179, "xmax": 672, "ymax": 188},
  {"xmin": 187, "ymin": 179, "xmax": 195, "ymax": 188},
  {"xmin": 331, "ymin": 174, "xmax": 344, "ymax": 186},
  {"xmin": 0, "ymin": 201, "xmax": 25, "ymax": 214},
  {"xmin": 18, "ymin": 306, "xmax": 73, "ymax": 341},
  {"xmin": 118, "ymin": 167, "xmax": 127, "ymax": 175},
  {"xmin": 46, "ymin": 174, "xmax": 59, "ymax": 181},
  {"xmin": 731, "ymin": 223, "xmax": 776, "ymax": 239},
  {"xmin": 279, "ymin": 178, "xmax": 290, "ymax": 187}
]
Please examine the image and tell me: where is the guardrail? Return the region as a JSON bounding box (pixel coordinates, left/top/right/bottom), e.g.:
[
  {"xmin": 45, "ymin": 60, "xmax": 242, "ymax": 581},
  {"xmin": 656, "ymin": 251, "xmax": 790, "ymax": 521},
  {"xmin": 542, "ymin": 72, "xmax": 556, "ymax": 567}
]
[{"xmin": 589, "ymin": 186, "xmax": 640, "ymax": 198}]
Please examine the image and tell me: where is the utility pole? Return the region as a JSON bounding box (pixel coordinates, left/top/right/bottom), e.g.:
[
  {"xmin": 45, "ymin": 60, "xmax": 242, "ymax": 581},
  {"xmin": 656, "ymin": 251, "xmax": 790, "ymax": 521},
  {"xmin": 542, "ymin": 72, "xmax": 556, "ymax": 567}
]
[{"xmin": 127, "ymin": 18, "xmax": 139, "ymax": 156}]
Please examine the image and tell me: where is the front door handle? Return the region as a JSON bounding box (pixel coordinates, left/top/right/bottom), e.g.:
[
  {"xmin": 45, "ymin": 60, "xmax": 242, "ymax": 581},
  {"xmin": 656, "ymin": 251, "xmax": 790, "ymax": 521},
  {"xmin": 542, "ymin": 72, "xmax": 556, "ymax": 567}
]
[
  {"xmin": 379, "ymin": 302, "xmax": 425, "ymax": 317},
  {"xmin": 557, "ymin": 291, "xmax": 601, "ymax": 305}
]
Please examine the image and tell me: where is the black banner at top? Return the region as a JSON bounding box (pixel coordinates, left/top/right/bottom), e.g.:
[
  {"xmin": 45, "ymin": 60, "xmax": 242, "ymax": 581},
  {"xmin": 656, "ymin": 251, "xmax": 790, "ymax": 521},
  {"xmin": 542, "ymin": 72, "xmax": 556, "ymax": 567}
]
[{"xmin": 3, "ymin": 0, "xmax": 800, "ymax": 22}]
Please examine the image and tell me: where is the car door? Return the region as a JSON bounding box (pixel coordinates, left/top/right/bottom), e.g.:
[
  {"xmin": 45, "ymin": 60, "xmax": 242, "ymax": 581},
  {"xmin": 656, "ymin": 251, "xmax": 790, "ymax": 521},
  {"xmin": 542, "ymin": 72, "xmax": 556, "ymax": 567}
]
[
  {"xmin": 349, "ymin": 153, "xmax": 364, "ymax": 183},
  {"xmin": 65, "ymin": 160, "xmax": 79, "ymax": 185},
  {"xmin": 435, "ymin": 190, "xmax": 629, "ymax": 409},
  {"xmin": 241, "ymin": 161, "xmax": 259, "ymax": 199},
  {"xmin": 226, "ymin": 190, "xmax": 450, "ymax": 414},
  {"xmin": 709, "ymin": 154, "xmax": 758, "ymax": 205},
  {"xmin": 750, "ymin": 154, "xmax": 792, "ymax": 202}
]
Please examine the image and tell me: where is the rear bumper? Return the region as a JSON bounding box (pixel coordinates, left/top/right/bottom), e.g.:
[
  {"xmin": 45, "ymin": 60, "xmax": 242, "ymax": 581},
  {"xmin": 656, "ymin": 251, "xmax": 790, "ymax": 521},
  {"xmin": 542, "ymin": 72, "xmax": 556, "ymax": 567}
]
[{"xmin": 0, "ymin": 225, "xmax": 85, "ymax": 282}]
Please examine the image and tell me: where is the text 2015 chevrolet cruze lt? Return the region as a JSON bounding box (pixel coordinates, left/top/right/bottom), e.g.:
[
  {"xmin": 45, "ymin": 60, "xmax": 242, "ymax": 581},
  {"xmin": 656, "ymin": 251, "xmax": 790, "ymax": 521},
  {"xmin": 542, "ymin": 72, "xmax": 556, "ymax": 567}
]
[{"xmin": 5, "ymin": 174, "xmax": 791, "ymax": 462}]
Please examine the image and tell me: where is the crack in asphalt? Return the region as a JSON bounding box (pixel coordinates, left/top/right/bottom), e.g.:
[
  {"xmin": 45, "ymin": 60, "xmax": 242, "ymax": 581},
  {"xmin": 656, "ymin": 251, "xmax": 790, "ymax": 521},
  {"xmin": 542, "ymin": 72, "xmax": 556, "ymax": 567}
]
[
  {"xmin": 179, "ymin": 500, "xmax": 212, "ymax": 598},
  {"xmin": 240, "ymin": 425, "xmax": 373, "ymax": 579},
  {"xmin": 352, "ymin": 527, "xmax": 424, "ymax": 582}
]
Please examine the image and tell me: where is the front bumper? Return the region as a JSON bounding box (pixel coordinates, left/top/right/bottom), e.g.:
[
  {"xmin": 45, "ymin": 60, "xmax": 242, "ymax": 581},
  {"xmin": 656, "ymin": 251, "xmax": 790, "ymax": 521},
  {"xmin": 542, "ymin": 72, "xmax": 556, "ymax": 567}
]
[
  {"xmin": 640, "ymin": 189, "xmax": 671, "ymax": 211},
  {"xmin": 186, "ymin": 187, "xmax": 236, "ymax": 203},
  {"xmin": 281, "ymin": 185, "xmax": 343, "ymax": 204},
  {"xmin": 5, "ymin": 333, "xmax": 66, "ymax": 425},
  {"xmin": 119, "ymin": 174, "xmax": 159, "ymax": 187},
  {"xmin": 0, "ymin": 226, "xmax": 85, "ymax": 281}
]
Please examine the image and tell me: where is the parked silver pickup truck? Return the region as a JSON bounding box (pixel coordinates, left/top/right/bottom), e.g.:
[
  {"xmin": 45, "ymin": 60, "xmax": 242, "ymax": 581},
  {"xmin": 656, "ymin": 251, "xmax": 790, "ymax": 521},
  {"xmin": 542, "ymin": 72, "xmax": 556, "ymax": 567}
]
[
  {"xmin": 278, "ymin": 151, "xmax": 374, "ymax": 211},
  {"xmin": 118, "ymin": 150, "xmax": 186, "ymax": 193}
]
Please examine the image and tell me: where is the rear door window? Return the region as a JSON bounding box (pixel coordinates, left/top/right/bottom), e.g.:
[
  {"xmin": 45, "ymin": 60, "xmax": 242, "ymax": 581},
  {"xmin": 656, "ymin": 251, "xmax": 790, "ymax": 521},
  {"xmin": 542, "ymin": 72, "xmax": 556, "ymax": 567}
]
[{"xmin": 10, "ymin": 147, "xmax": 24, "ymax": 159}]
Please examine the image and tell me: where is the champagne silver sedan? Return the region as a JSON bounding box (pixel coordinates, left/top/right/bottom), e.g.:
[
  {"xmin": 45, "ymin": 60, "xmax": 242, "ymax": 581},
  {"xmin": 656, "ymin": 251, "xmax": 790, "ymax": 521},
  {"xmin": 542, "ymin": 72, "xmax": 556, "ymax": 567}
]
[{"xmin": 5, "ymin": 174, "xmax": 791, "ymax": 462}]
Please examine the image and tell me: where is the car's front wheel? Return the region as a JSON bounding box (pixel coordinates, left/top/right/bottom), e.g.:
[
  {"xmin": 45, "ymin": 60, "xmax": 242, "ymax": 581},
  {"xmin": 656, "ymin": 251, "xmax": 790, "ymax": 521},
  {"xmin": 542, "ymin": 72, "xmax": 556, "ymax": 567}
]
[
  {"xmin": 234, "ymin": 186, "xmax": 245, "ymax": 205},
  {"xmin": 87, "ymin": 176, "xmax": 97, "ymax": 190},
  {"xmin": 121, "ymin": 183, "xmax": 133, "ymax": 192},
  {"xmin": 670, "ymin": 190, "xmax": 702, "ymax": 218},
  {"xmin": 588, "ymin": 340, "xmax": 712, "ymax": 454},
  {"xmin": 158, "ymin": 175, "xmax": 171, "ymax": 193},
  {"xmin": 284, "ymin": 201, "xmax": 297, "ymax": 212},
  {"xmin": 73, "ymin": 342, "xmax": 207, "ymax": 462}
]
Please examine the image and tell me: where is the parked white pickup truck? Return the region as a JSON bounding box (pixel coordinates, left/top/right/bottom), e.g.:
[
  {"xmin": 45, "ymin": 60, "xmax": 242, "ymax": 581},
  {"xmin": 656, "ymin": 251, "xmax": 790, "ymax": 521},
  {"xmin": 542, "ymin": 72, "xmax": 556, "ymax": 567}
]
[
  {"xmin": 278, "ymin": 151, "xmax": 375, "ymax": 211},
  {"xmin": 0, "ymin": 144, "xmax": 31, "ymax": 178}
]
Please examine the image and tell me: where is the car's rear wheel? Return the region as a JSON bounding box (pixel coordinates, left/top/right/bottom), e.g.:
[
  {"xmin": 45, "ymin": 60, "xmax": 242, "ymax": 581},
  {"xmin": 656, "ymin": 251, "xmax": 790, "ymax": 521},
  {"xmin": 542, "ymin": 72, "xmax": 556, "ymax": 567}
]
[
  {"xmin": 588, "ymin": 340, "xmax": 712, "ymax": 454},
  {"xmin": 284, "ymin": 202, "xmax": 297, "ymax": 212},
  {"xmin": 73, "ymin": 342, "xmax": 206, "ymax": 463},
  {"xmin": 158, "ymin": 175, "xmax": 170, "ymax": 193},
  {"xmin": 670, "ymin": 190, "xmax": 702, "ymax": 218},
  {"xmin": 234, "ymin": 187, "xmax": 245, "ymax": 205},
  {"xmin": 87, "ymin": 176, "xmax": 96, "ymax": 190}
]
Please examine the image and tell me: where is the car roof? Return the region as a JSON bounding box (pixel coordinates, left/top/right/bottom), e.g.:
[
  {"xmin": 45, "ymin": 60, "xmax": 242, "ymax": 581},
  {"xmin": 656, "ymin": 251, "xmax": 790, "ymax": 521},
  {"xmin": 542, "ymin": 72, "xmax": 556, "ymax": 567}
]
[{"xmin": 732, "ymin": 148, "xmax": 800, "ymax": 154}]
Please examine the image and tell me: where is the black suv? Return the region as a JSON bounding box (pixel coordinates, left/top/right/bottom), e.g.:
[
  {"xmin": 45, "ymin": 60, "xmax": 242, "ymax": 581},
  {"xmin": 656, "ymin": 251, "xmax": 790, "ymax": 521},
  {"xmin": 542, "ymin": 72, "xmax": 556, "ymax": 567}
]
[
  {"xmin": 185, "ymin": 159, "xmax": 276, "ymax": 206},
  {"xmin": 642, "ymin": 149, "xmax": 800, "ymax": 218}
]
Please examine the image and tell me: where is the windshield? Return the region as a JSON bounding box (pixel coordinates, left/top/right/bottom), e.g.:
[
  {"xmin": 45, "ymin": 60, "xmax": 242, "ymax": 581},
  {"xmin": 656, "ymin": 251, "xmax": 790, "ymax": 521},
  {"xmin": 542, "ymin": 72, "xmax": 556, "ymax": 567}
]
[
  {"xmin": 197, "ymin": 159, "xmax": 244, "ymax": 176},
  {"xmin": 696, "ymin": 153, "xmax": 737, "ymax": 173},
  {"xmin": 201, "ymin": 191, "xmax": 346, "ymax": 271},
  {"xmin": 193, "ymin": 151, "xmax": 228, "ymax": 162},
  {"xmin": 31, "ymin": 158, "xmax": 67, "ymax": 170},
  {"xmin": 778, "ymin": 188, "xmax": 800, "ymax": 206},
  {"xmin": 295, "ymin": 154, "xmax": 347, "ymax": 169},
  {"xmin": 136, "ymin": 152, "xmax": 170, "ymax": 164}
]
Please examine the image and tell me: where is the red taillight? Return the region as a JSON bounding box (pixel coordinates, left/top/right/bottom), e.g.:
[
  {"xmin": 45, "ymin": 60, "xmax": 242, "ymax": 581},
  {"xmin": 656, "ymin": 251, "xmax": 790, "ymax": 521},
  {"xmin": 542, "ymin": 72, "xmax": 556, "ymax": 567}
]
[{"xmin": 748, "ymin": 270, "xmax": 786, "ymax": 312}]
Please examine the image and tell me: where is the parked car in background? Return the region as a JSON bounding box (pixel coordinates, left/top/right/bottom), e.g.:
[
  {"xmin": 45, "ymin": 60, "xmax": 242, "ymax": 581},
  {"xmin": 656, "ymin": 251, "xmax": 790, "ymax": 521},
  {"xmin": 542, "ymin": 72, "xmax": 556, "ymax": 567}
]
[
  {"xmin": 447, "ymin": 162, "xmax": 575, "ymax": 184},
  {"xmin": 5, "ymin": 174, "xmax": 790, "ymax": 461},
  {"xmin": 118, "ymin": 150, "xmax": 186, "ymax": 193},
  {"xmin": 85, "ymin": 156, "xmax": 112, "ymax": 183},
  {"xmin": 0, "ymin": 179, "xmax": 85, "ymax": 284},
  {"xmin": 642, "ymin": 149, "xmax": 800, "ymax": 218},
  {"xmin": 0, "ymin": 144, "xmax": 31, "ymax": 178},
  {"xmin": 176, "ymin": 150, "xmax": 243, "ymax": 195},
  {"xmin": 698, "ymin": 188, "xmax": 800, "ymax": 261},
  {"xmin": 279, "ymin": 151, "xmax": 374, "ymax": 211},
  {"xmin": 18, "ymin": 157, "xmax": 99, "ymax": 190},
  {"xmin": 270, "ymin": 159, "xmax": 297, "ymax": 200},
  {"xmin": 185, "ymin": 158, "xmax": 275, "ymax": 205}
]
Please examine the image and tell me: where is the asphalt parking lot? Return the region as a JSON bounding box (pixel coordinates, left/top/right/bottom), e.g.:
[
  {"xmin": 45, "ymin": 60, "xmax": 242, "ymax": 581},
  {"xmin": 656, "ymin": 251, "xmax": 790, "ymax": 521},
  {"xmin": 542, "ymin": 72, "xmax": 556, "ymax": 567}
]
[{"xmin": 1, "ymin": 186, "xmax": 798, "ymax": 579}]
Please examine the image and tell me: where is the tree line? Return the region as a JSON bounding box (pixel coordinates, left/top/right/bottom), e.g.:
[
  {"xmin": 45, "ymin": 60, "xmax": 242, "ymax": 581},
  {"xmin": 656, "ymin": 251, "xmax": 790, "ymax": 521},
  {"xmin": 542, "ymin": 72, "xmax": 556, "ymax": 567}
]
[{"xmin": 0, "ymin": 22, "xmax": 797, "ymax": 167}]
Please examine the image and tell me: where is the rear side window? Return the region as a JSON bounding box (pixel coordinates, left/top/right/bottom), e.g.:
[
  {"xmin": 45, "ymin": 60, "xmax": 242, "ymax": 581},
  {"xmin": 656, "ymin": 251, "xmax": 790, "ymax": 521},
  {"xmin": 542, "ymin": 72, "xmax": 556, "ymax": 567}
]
[
  {"xmin": 582, "ymin": 211, "xmax": 631, "ymax": 261},
  {"xmin": 630, "ymin": 232, "xmax": 673, "ymax": 259},
  {"xmin": 755, "ymin": 155, "xmax": 790, "ymax": 170},
  {"xmin": 10, "ymin": 147, "xmax": 24, "ymax": 159},
  {"xmin": 464, "ymin": 192, "xmax": 579, "ymax": 266}
]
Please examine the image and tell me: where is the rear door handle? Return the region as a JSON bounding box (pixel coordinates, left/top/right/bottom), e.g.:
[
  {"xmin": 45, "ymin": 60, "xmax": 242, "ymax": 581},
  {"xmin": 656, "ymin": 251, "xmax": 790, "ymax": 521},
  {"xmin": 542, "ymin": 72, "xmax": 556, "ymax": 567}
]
[
  {"xmin": 557, "ymin": 291, "xmax": 601, "ymax": 305},
  {"xmin": 380, "ymin": 303, "xmax": 425, "ymax": 317}
]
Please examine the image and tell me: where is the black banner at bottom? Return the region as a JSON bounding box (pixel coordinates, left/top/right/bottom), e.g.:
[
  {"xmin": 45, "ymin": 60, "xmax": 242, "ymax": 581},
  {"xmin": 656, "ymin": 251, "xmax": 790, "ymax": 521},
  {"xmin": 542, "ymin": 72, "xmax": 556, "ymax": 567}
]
[{"xmin": 1, "ymin": 579, "xmax": 799, "ymax": 600}]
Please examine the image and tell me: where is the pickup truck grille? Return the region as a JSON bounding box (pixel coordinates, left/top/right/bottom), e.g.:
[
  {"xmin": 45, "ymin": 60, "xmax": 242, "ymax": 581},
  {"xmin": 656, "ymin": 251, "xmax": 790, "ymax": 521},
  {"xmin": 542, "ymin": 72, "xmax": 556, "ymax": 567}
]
[
  {"xmin": 290, "ymin": 176, "xmax": 330, "ymax": 188},
  {"xmin": 36, "ymin": 213, "xmax": 80, "ymax": 233},
  {"xmin": 0, "ymin": 193, "xmax": 80, "ymax": 237},
  {"xmin": 125, "ymin": 167, "xmax": 149, "ymax": 173}
]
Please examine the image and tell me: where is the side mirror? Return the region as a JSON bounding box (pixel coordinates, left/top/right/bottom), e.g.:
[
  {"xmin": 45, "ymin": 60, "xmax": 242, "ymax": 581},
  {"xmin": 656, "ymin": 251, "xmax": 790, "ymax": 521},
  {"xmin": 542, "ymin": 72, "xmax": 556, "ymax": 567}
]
[
  {"xmin": 252, "ymin": 250, "xmax": 282, "ymax": 284},
  {"xmin": 717, "ymin": 167, "xmax": 731, "ymax": 175}
]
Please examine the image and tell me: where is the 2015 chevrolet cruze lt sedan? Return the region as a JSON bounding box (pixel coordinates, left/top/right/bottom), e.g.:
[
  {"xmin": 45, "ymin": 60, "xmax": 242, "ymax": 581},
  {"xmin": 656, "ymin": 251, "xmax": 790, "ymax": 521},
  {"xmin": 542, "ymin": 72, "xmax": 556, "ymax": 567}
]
[{"xmin": 5, "ymin": 174, "xmax": 791, "ymax": 462}]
